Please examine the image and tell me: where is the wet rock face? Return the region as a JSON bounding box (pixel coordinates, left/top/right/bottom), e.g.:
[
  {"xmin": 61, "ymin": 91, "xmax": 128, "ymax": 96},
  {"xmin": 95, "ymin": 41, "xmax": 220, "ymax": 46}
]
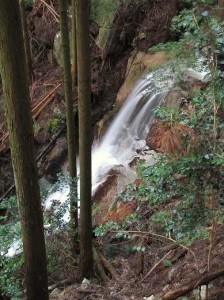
[
  {"xmin": 181, "ymin": 69, "xmax": 209, "ymax": 90},
  {"xmin": 40, "ymin": 137, "xmax": 68, "ymax": 182},
  {"xmin": 92, "ymin": 150, "xmax": 157, "ymax": 225},
  {"xmin": 116, "ymin": 51, "xmax": 168, "ymax": 104},
  {"xmin": 166, "ymin": 87, "xmax": 188, "ymax": 110}
]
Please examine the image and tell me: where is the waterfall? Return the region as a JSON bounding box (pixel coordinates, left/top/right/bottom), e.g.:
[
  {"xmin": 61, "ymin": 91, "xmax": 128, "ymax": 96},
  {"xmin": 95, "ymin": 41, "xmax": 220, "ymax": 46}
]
[
  {"xmin": 45, "ymin": 68, "xmax": 175, "ymax": 213},
  {"xmin": 92, "ymin": 69, "xmax": 174, "ymax": 191},
  {"xmin": 2, "ymin": 69, "xmax": 175, "ymax": 257},
  {"xmin": 45, "ymin": 65, "xmax": 208, "ymax": 211}
]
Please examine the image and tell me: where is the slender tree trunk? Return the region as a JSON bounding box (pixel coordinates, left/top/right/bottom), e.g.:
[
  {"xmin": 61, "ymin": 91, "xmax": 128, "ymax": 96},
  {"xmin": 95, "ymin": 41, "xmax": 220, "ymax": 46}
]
[
  {"xmin": 218, "ymin": 0, "xmax": 224, "ymax": 19},
  {"xmin": 71, "ymin": 0, "xmax": 77, "ymax": 85},
  {"xmin": 76, "ymin": 0, "xmax": 93, "ymax": 278},
  {"xmin": 0, "ymin": 1, "xmax": 49, "ymax": 299},
  {"xmin": 19, "ymin": 0, "xmax": 33, "ymax": 82},
  {"xmin": 58, "ymin": 0, "xmax": 78, "ymax": 252}
]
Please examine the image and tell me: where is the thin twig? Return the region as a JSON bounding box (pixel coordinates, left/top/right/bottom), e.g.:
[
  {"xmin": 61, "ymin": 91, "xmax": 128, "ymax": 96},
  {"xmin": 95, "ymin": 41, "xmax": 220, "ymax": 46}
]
[
  {"xmin": 140, "ymin": 250, "xmax": 172, "ymax": 283},
  {"xmin": 111, "ymin": 230, "xmax": 199, "ymax": 271},
  {"xmin": 40, "ymin": 0, "xmax": 60, "ymax": 23}
]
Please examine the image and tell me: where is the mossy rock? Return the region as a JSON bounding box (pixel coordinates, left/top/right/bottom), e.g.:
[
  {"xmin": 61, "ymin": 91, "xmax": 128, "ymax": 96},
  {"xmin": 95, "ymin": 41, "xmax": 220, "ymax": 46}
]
[
  {"xmin": 53, "ymin": 31, "xmax": 72, "ymax": 67},
  {"xmin": 117, "ymin": 50, "xmax": 168, "ymax": 103}
]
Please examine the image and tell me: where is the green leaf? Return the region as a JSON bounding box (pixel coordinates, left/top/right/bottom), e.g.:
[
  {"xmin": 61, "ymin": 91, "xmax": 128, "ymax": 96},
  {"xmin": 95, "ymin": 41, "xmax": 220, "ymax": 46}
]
[{"xmin": 163, "ymin": 259, "xmax": 172, "ymax": 268}]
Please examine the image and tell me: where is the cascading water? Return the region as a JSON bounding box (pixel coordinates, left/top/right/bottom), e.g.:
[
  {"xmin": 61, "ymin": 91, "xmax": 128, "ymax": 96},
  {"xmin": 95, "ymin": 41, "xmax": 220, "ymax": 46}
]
[
  {"xmin": 45, "ymin": 68, "xmax": 175, "ymax": 215},
  {"xmin": 91, "ymin": 69, "xmax": 174, "ymax": 192},
  {"xmin": 44, "ymin": 68, "xmax": 175, "ymax": 210},
  {"xmin": 44, "ymin": 65, "xmax": 208, "ymax": 214},
  {"xmin": 1, "ymin": 68, "xmax": 177, "ymax": 257}
]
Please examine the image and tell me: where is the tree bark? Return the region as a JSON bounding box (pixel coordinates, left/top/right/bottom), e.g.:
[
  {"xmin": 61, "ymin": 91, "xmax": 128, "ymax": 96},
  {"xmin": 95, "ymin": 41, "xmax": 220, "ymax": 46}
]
[
  {"xmin": 19, "ymin": 0, "xmax": 33, "ymax": 82},
  {"xmin": 58, "ymin": 0, "xmax": 78, "ymax": 254},
  {"xmin": 71, "ymin": 0, "xmax": 77, "ymax": 85},
  {"xmin": 219, "ymin": 0, "xmax": 224, "ymax": 20},
  {"xmin": 76, "ymin": 0, "xmax": 93, "ymax": 278},
  {"xmin": 0, "ymin": 1, "xmax": 48, "ymax": 299}
]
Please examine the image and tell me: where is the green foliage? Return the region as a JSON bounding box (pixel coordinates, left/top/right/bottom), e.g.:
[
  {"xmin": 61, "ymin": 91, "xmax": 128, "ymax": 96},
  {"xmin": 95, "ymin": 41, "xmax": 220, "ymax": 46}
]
[
  {"xmin": 0, "ymin": 197, "xmax": 24, "ymax": 298},
  {"xmin": 24, "ymin": 0, "xmax": 34, "ymax": 8},
  {"xmin": 130, "ymin": 1, "xmax": 224, "ymax": 244},
  {"xmin": 163, "ymin": 259, "xmax": 172, "ymax": 268},
  {"xmin": 137, "ymin": 88, "xmax": 224, "ymax": 243},
  {"xmin": 94, "ymin": 221, "xmax": 121, "ymax": 237},
  {"xmin": 94, "ymin": 212, "xmax": 141, "ymax": 237},
  {"xmin": 0, "ymin": 256, "xmax": 24, "ymax": 298},
  {"xmin": 94, "ymin": 212, "xmax": 146, "ymax": 256},
  {"xmin": 0, "ymin": 175, "xmax": 79, "ymax": 297},
  {"xmin": 91, "ymin": 0, "xmax": 119, "ymax": 25},
  {"xmin": 49, "ymin": 108, "xmax": 65, "ymax": 134},
  {"xmin": 172, "ymin": 0, "xmax": 224, "ymax": 70},
  {"xmin": 149, "ymin": 40, "xmax": 193, "ymax": 60},
  {"xmin": 0, "ymin": 196, "xmax": 20, "ymax": 255}
]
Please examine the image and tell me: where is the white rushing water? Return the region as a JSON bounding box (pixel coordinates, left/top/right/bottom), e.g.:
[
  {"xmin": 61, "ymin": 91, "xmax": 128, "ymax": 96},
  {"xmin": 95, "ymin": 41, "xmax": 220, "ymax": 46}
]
[
  {"xmin": 45, "ymin": 68, "xmax": 175, "ymax": 212},
  {"xmin": 91, "ymin": 70, "xmax": 174, "ymax": 192},
  {"xmin": 1, "ymin": 67, "xmax": 182, "ymax": 257}
]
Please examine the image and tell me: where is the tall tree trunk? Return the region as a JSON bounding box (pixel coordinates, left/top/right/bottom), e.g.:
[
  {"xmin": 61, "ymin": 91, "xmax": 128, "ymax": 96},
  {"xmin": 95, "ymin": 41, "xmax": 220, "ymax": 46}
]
[
  {"xmin": 76, "ymin": 0, "xmax": 93, "ymax": 278},
  {"xmin": 19, "ymin": 0, "xmax": 33, "ymax": 82},
  {"xmin": 58, "ymin": 0, "xmax": 78, "ymax": 252},
  {"xmin": 218, "ymin": 0, "xmax": 224, "ymax": 19},
  {"xmin": 71, "ymin": 0, "xmax": 77, "ymax": 85},
  {"xmin": 0, "ymin": 1, "xmax": 49, "ymax": 299}
]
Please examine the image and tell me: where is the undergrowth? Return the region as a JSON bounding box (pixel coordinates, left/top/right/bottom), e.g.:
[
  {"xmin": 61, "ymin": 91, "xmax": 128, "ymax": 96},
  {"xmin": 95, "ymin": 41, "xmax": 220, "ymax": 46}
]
[
  {"xmin": 94, "ymin": 0, "xmax": 224, "ymax": 248},
  {"xmin": 0, "ymin": 175, "xmax": 77, "ymax": 298},
  {"xmin": 136, "ymin": 0, "xmax": 224, "ymax": 245}
]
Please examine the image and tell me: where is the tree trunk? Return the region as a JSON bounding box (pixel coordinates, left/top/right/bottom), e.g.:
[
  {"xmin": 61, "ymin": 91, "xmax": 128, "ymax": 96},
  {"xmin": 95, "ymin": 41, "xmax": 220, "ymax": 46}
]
[
  {"xmin": 19, "ymin": 0, "xmax": 33, "ymax": 82},
  {"xmin": 219, "ymin": 0, "xmax": 224, "ymax": 20},
  {"xmin": 71, "ymin": 0, "xmax": 77, "ymax": 85},
  {"xmin": 58, "ymin": 0, "xmax": 78, "ymax": 254},
  {"xmin": 0, "ymin": 1, "xmax": 49, "ymax": 299},
  {"xmin": 76, "ymin": 0, "xmax": 93, "ymax": 278}
]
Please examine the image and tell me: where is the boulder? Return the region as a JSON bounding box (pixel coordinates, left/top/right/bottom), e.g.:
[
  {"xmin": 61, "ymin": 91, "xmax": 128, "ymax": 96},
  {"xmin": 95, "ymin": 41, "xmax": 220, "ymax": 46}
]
[
  {"xmin": 182, "ymin": 69, "xmax": 209, "ymax": 90},
  {"xmin": 41, "ymin": 137, "xmax": 68, "ymax": 182},
  {"xmin": 165, "ymin": 87, "xmax": 188, "ymax": 110},
  {"xmin": 93, "ymin": 0, "xmax": 122, "ymax": 51},
  {"xmin": 53, "ymin": 31, "xmax": 72, "ymax": 67},
  {"xmin": 116, "ymin": 51, "xmax": 167, "ymax": 103}
]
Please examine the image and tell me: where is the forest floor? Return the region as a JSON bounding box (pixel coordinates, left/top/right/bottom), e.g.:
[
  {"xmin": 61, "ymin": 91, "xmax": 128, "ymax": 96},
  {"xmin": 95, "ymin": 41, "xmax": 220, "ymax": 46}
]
[{"xmin": 1, "ymin": 0, "xmax": 224, "ymax": 299}]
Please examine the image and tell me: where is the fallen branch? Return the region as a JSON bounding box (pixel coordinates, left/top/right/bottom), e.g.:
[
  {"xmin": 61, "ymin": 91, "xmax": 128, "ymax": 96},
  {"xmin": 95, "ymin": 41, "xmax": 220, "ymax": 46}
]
[
  {"xmin": 40, "ymin": 0, "xmax": 60, "ymax": 23},
  {"xmin": 161, "ymin": 267, "xmax": 224, "ymax": 300},
  {"xmin": 93, "ymin": 247, "xmax": 108, "ymax": 284},
  {"xmin": 112, "ymin": 230, "xmax": 199, "ymax": 271},
  {"xmin": 99, "ymin": 253, "xmax": 120, "ymax": 281},
  {"xmin": 0, "ymin": 82, "xmax": 61, "ymax": 153},
  {"xmin": 33, "ymin": 92, "xmax": 55, "ymax": 119},
  {"xmin": 31, "ymin": 82, "xmax": 61, "ymax": 116},
  {"xmin": 140, "ymin": 250, "xmax": 172, "ymax": 283},
  {"xmin": 48, "ymin": 278, "xmax": 75, "ymax": 293}
]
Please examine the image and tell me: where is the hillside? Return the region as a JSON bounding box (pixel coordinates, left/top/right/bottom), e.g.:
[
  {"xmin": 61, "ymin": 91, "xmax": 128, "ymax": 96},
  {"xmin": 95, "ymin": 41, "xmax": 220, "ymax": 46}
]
[{"xmin": 1, "ymin": 1, "xmax": 224, "ymax": 299}]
